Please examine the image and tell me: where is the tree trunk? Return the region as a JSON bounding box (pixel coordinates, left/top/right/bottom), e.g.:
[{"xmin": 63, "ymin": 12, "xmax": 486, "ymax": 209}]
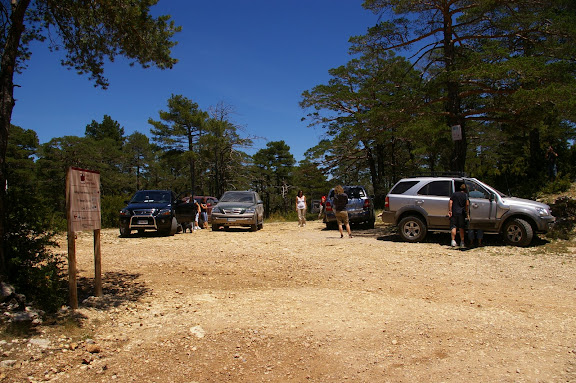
[
  {"xmin": 443, "ymin": 5, "xmax": 467, "ymax": 173},
  {"xmin": 0, "ymin": 0, "xmax": 31, "ymax": 274}
]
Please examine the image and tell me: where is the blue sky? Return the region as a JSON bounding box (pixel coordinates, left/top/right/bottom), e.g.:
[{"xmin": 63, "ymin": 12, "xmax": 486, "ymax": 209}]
[{"xmin": 11, "ymin": 1, "xmax": 379, "ymax": 161}]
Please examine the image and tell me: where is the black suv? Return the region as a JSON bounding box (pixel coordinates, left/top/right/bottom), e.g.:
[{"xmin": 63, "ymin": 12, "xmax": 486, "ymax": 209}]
[
  {"xmin": 119, "ymin": 190, "xmax": 179, "ymax": 237},
  {"xmin": 323, "ymin": 185, "xmax": 376, "ymax": 229}
]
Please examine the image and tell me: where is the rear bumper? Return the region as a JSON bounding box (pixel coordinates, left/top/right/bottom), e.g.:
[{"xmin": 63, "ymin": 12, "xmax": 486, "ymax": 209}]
[
  {"xmin": 325, "ymin": 209, "xmax": 374, "ymax": 223},
  {"xmin": 381, "ymin": 211, "xmax": 395, "ymax": 224}
]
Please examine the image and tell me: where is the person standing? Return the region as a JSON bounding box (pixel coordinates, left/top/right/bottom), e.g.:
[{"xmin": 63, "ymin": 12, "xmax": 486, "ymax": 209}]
[
  {"xmin": 448, "ymin": 183, "xmax": 469, "ymax": 248},
  {"xmin": 193, "ymin": 198, "xmax": 202, "ymax": 230},
  {"xmin": 546, "ymin": 146, "xmax": 558, "ymax": 181},
  {"xmin": 318, "ymin": 195, "xmax": 326, "ymax": 219},
  {"xmin": 200, "ymin": 197, "xmax": 209, "ymax": 229},
  {"xmin": 333, "ymin": 185, "xmax": 352, "ymax": 238},
  {"xmin": 296, "ymin": 190, "xmax": 307, "ymax": 227}
]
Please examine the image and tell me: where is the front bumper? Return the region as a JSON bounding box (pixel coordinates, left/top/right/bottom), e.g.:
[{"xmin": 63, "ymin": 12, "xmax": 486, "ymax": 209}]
[
  {"xmin": 119, "ymin": 215, "xmax": 172, "ymax": 231},
  {"xmin": 536, "ymin": 216, "xmax": 555, "ymax": 233},
  {"xmin": 211, "ymin": 214, "xmax": 257, "ymax": 226}
]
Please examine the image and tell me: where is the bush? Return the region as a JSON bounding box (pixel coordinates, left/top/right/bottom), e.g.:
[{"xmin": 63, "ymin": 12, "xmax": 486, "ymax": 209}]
[
  {"xmin": 101, "ymin": 194, "xmax": 130, "ymax": 228},
  {"xmin": 4, "ymin": 190, "xmax": 67, "ymax": 313},
  {"xmin": 541, "ymin": 175, "xmax": 572, "ymax": 195},
  {"xmin": 548, "ymin": 196, "xmax": 576, "ymax": 240}
]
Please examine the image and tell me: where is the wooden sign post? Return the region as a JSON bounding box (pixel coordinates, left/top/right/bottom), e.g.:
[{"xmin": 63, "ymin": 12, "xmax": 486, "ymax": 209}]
[{"xmin": 65, "ymin": 167, "xmax": 102, "ymax": 309}]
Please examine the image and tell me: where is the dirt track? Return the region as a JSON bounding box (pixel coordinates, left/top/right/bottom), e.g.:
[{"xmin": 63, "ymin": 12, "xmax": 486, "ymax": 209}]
[{"xmin": 2, "ymin": 221, "xmax": 576, "ymax": 382}]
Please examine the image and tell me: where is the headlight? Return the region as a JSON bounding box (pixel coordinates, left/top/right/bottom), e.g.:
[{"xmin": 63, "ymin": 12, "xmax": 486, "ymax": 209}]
[
  {"xmin": 536, "ymin": 207, "xmax": 549, "ymax": 216},
  {"xmin": 245, "ymin": 207, "xmax": 255, "ymax": 213},
  {"xmin": 157, "ymin": 209, "xmax": 172, "ymax": 217},
  {"xmin": 119, "ymin": 209, "xmax": 130, "ymax": 216},
  {"xmin": 212, "ymin": 207, "xmax": 221, "ymax": 213}
]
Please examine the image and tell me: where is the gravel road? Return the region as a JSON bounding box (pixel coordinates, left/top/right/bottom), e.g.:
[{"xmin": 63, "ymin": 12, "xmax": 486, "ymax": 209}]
[{"xmin": 1, "ymin": 221, "xmax": 575, "ymax": 382}]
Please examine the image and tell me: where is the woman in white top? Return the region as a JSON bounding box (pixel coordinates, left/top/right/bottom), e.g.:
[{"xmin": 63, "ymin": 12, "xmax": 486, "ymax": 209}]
[{"xmin": 295, "ymin": 190, "xmax": 307, "ymax": 227}]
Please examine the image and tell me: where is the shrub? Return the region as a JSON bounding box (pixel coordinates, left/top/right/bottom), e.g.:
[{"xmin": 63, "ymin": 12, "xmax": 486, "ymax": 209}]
[
  {"xmin": 4, "ymin": 190, "xmax": 67, "ymax": 313},
  {"xmin": 548, "ymin": 196, "xmax": 576, "ymax": 240}
]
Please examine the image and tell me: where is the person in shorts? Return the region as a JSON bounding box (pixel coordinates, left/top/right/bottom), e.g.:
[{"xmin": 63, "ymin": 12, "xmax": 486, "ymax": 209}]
[
  {"xmin": 448, "ymin": 183, "xmax": 469, "ymax": 247},
  {"xmin": 333, "ymin": 185, "xmax": 353, "ymax": 238}
]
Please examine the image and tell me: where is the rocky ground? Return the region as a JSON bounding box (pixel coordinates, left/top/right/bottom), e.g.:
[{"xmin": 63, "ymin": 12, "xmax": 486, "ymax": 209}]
[{"xmin": 1, "ymin": 220, "xmax": 575, "ymax": 382}]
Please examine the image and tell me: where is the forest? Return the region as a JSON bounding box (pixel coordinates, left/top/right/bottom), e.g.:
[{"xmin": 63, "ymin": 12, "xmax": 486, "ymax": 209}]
[{"xmin": 1, "ymin": 0, "xmax": 575, "ymax": 311}]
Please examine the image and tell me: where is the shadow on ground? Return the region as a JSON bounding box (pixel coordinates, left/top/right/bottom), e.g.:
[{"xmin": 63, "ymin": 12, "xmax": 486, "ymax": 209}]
[{"xmin": 77, "ymin": 271, "xmax": 150, "ymax": 310}]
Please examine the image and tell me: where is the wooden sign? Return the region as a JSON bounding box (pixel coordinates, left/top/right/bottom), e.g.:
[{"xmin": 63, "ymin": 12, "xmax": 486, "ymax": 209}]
[
  {"xmin": 66, "ymin": 167, "xmax": 102, "ymax": 309},
  {"xmin": 67, "ymin": 167, "xmax": 101, "ymax": 232}
]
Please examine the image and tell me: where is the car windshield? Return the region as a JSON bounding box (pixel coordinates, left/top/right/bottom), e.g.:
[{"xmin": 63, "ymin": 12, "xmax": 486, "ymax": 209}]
[
  {"xmin": 471, "ymin": 179, "xmax": 508, "ymax": 198},
  {"xmin": 344, "ymin": 187, "xmax": 365, "ymax": 199},
  {"xmin": 131, "ymin": 191, "xmax": 171, "ymax": 204},
  {"xmin": 220, "ymin": 191, "xmax": 255, "ymax": 203}
]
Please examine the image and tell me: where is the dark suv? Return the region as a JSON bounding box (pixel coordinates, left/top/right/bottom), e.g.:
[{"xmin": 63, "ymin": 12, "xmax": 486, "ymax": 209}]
[
  {"xmin": 324, "ymin": 185, "xmax": 376, "ymax": 229},
  {"xmin": 119, "ymin": 190, "xmax": 179, "ymax": 237},
  {"xmin": 382, "ymin": 176, "xmax": 555, "ymax": 246}
]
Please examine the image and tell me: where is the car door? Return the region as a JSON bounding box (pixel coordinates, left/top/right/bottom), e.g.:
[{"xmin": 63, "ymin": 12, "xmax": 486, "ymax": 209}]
[
  {"xmin": 416, "ymin": 180, "xmax": 452, "ymax": 229},
  {"xmin": 464, "ymin": 179, "xmax": 497, "ymax": 231}
]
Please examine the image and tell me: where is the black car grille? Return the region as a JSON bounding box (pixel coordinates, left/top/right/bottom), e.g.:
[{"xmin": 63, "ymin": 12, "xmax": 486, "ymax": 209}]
[{"xmin": 133, "ymin": 209, "xmax": 156, "ymax": 216}]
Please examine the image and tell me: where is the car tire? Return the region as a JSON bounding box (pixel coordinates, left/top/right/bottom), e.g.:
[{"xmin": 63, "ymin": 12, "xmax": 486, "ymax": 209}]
[
  {"xmin": 502, "ymin": 218, "xmax": 533, "ymax": 247},
  {"xmin": 325, "ymin": 221, "xmax": 337, "ymax": 230},
  {"xmin": 169, "ymin": 217, "xmax": 178, "ymax": 236},
  {"xmin": 366, "ymin": 219, "xmax": 375, "ymax": 229},
  {"xmin": 212, "ymin": 224, "xmax": 219, "ymax": 231},
  {"xmin": 398, "ymin": 216, "xmax": 427, "ymax": 242},
  {"xmin": 160, "ymin": 217, "xmax": 178, "ymax": 236},
  {"xmin": 119, "ymin": 225, "xmax": 131, "ymax": 237}
]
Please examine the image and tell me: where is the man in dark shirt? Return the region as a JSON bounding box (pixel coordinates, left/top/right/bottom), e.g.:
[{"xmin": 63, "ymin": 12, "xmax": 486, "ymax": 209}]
[
  {"xmin": 448, "ymin": 183, "xmax": 469, "ymax": 248},
  {"xmin": 333, "ymin": 185, "xmax": 353, "ymax": 238}
]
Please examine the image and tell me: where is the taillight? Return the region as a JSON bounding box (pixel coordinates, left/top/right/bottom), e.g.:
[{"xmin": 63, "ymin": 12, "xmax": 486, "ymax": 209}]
[
  {"xmin": 385, "ymin": 196, "xmax": 389, "ymax": 210},
  {"xmin": 325, "ymin": 201, "xmax": 333, "ymax": 211},
  {"xmin": 363, "ymin": 199, "xmax": 371, "ymax": 210}
]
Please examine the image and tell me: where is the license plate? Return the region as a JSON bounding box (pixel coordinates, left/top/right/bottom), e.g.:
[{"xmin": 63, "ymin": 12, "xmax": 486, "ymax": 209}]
[
  {"xmin": 137, "ymin": 220, "xmax": 148, "ymax": 225},
  {"xmin": 227, "ymin": 218, "xmax": 237, "ymax": 222}
]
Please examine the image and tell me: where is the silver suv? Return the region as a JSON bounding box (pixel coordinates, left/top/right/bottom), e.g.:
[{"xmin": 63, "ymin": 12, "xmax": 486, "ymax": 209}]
[{"xmin": 382, "ymin": 176, "xmax": 555, "ymax": 246}]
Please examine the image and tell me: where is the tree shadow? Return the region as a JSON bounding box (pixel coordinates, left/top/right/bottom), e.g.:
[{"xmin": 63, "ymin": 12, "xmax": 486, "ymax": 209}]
[
  {"xmin": 77, "ymin": 271, "xmax": 150, "ymax": 310},
  {"xmin": 376, "ymin": 230, "xmax": 551, "ymax": 248}
]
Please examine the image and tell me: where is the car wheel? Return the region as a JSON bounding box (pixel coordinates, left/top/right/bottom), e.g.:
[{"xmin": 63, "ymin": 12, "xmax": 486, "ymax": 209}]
[
  {"xmin": 366, "ymin": 219, "xmax": 375, "ymax": 229},
  {"xmin": 212, "ymin": 224, "xmax": 219, "ymax": 231},
  {"xmin": 250, "ymin": 223, "xmax": 258, "ymax": 232},
  {"xmin": 119, "ymin": 225, "xmax": 131, "ymax": 237},
  {"xmin": 168, "ymin": 217, "xmax": 178, "ymax": 236},
  {"xmin": 398, "ymin": 216, "xmax": 427, "ymax": 242},
  {"xmin": 503, "ymin": 218, "xmax": 533, "ymax": 247},
  {"xmin": 325, "ymin": 221, "xmax": 337, "ymax": 230}
]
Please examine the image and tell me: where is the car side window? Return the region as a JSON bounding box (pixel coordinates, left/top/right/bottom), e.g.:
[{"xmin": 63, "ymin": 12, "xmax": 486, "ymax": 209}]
[
  {"xmin": 465, "ymin": 181, "xmax": 489, "ymax": 199},
  {"xmin": 390, "ymin": 181, "xmax": 418, "ymax": 195},
  {"xmin": 417, "ymin": 181, "xmax": 451, "ymax": 197}
]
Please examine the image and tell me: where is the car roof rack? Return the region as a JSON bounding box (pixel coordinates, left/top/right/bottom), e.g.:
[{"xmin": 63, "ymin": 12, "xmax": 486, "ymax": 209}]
[{"xmin": 408, "ymin": 171, "xmax": 469, "ymax": 178}]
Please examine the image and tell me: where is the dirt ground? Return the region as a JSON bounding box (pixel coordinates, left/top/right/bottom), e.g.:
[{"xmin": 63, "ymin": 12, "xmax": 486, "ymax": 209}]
[{"xmin": 1, "ymin": 220, "xmax": 576, "ymax": 382}]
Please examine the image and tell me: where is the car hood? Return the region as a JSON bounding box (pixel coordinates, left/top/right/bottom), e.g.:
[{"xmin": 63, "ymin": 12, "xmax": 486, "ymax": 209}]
[
  {"xmin": 215, "ymin": 201, "xmax": 255, "ymax": 210},
  {"xmin": 500, "ymin": 197, "xmax": 550, "ymax": 210},
  {"xmin": 126, "ymin": 202, "xmax": 172, "ymax": 210}
]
